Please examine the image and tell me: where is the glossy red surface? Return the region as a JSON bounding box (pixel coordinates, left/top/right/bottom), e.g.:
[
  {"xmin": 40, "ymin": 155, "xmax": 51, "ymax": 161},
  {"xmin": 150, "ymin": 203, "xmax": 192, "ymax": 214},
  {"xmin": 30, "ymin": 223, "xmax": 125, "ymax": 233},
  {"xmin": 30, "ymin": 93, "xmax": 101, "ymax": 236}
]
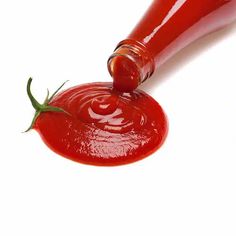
[
  {"xmin": 112, "ymin": 55, "xmax": 140, "ymax": 92},
  {"xmin": 35, "ymin": 83, "xmax": 168, "ymax": 166},
  {"xmin": 34, "ymin": 0, "xmax": 236, "ymax": 165},
  {"xmin": 110, "ymin": 0, "xmax": 236, "ymax": 91}
]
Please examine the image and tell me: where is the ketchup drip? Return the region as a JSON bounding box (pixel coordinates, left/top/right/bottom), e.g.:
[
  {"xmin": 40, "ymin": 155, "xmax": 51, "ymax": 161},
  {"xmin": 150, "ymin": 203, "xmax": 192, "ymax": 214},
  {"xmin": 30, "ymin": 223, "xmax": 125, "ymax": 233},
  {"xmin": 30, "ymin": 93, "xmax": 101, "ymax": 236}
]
[
  {"xmin": 34, "ymin": 83, "xmax": 168, "ymax": 166},
  {"xmin": 26, "ymin": 0, "xmax": 236, "ymax": 166}
]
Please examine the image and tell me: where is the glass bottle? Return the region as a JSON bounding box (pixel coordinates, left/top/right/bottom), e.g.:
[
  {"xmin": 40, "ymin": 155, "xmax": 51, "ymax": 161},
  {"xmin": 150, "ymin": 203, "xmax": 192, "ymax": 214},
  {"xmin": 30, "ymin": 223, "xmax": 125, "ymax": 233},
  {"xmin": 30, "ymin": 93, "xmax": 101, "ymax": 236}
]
[{"xmin": 108, "ymin": 0, "xmax": 236, "ymax": 92}]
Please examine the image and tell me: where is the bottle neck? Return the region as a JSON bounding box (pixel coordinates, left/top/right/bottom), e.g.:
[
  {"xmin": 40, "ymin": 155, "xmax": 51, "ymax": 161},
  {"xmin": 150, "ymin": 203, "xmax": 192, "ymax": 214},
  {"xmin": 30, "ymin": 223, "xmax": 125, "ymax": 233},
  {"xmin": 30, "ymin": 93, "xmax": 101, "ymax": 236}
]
[
  {"xmin": 108, "ymin": 0, "xmax": 236, "ymax": 92},
  {"xmin": 108, "ymin": 40, "xmax": 155, "ymax": 92}
]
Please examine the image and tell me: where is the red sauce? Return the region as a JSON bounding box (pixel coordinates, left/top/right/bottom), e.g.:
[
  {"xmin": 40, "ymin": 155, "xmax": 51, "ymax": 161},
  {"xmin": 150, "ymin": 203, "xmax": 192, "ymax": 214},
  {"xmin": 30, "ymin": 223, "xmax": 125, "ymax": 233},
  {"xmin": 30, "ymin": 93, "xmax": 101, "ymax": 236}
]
[
  {"xmin": 34, "ymin": 83, "xmax": 168, "ymax": 166},
  {"xmin": 27, "ymin": 0, "xmax": 236, "ymax": 166}
]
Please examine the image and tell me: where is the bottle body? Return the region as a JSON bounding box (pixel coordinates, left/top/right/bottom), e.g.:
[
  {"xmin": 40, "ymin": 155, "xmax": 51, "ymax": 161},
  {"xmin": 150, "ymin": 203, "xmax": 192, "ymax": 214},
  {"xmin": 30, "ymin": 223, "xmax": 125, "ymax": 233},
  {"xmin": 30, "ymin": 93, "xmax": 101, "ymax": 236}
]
[{"xmin": 108, "ymin": 0, "xmax": 236, "ymax": 92}]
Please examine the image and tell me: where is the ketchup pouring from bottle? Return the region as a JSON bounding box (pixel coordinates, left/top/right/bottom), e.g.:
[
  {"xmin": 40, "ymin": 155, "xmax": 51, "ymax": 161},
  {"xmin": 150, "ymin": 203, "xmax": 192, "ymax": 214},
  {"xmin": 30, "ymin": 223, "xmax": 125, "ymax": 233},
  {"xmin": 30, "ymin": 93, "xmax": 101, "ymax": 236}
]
[
  {"xmin": 26, "ymin": 0, "xmax": 236, "ymax": 166},
  {"xmin": 108, "ymin": 0, "xmax": 236, "ymax": 92}
]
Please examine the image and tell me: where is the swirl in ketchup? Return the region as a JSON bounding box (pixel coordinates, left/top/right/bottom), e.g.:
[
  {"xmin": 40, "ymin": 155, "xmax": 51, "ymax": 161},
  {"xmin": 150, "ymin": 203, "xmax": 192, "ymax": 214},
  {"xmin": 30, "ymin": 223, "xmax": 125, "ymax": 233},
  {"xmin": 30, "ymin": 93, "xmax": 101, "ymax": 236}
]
[{"xmin": 28, "ymin": 81, "xmax": 168, "ymax": 166}]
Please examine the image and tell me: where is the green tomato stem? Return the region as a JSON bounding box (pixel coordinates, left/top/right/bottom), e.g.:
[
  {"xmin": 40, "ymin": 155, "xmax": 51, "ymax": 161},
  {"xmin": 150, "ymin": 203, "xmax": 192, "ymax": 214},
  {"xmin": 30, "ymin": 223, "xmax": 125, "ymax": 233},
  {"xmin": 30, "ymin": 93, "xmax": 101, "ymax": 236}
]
[{"xmin": 24, "ymin": 78, "xmax": 69, "ymax": 132}]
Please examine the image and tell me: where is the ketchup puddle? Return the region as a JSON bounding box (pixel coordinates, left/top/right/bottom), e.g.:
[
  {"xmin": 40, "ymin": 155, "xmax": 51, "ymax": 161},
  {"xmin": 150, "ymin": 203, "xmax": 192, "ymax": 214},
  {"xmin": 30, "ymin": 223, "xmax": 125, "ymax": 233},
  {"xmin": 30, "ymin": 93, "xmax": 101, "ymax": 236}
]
[{"xmin": 33, "ymin": 82, "xmax": 168, "ymax": 166}]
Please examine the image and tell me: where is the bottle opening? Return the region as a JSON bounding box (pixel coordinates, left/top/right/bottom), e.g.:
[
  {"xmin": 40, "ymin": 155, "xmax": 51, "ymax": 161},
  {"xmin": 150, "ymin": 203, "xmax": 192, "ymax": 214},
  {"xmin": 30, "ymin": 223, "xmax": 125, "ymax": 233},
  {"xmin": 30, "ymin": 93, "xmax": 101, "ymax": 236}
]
[{"xmin": 108, "ymin": 40, "xmax": 154, "ymax": 92}]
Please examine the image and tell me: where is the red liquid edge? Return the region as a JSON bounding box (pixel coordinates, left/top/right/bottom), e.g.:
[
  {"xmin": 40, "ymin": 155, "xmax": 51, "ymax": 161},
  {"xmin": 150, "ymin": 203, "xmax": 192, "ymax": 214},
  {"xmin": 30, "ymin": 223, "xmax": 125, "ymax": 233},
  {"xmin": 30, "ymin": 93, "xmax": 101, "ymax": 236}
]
[
  {"xmin": 34, "ymin": 83, "xmax": 168, "ymax": 166},
  {"xmin": 32, "ymin": 0, "xmax": 236, "ymax": 166}
]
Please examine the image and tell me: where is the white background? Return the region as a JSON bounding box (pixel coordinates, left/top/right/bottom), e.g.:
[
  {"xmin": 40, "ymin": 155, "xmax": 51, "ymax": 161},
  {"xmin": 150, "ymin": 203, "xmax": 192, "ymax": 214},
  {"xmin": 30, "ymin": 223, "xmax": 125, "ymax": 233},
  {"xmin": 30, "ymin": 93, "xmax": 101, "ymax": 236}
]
[{"xmin": 0, "ymin": 0, "xmax": 236, "ymax": 235}]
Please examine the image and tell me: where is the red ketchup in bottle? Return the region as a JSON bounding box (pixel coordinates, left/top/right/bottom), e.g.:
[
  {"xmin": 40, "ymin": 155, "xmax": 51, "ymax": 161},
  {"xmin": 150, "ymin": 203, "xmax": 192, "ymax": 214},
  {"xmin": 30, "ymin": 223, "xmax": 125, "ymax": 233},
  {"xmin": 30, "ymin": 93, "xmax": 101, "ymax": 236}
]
[
  {"xmin": 108, "ymin": 0, "xmax": 236, "ymax": 92},
  {"xmin": 29, "ymin": 0, "xmax": 236, "ymax": 166}
]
